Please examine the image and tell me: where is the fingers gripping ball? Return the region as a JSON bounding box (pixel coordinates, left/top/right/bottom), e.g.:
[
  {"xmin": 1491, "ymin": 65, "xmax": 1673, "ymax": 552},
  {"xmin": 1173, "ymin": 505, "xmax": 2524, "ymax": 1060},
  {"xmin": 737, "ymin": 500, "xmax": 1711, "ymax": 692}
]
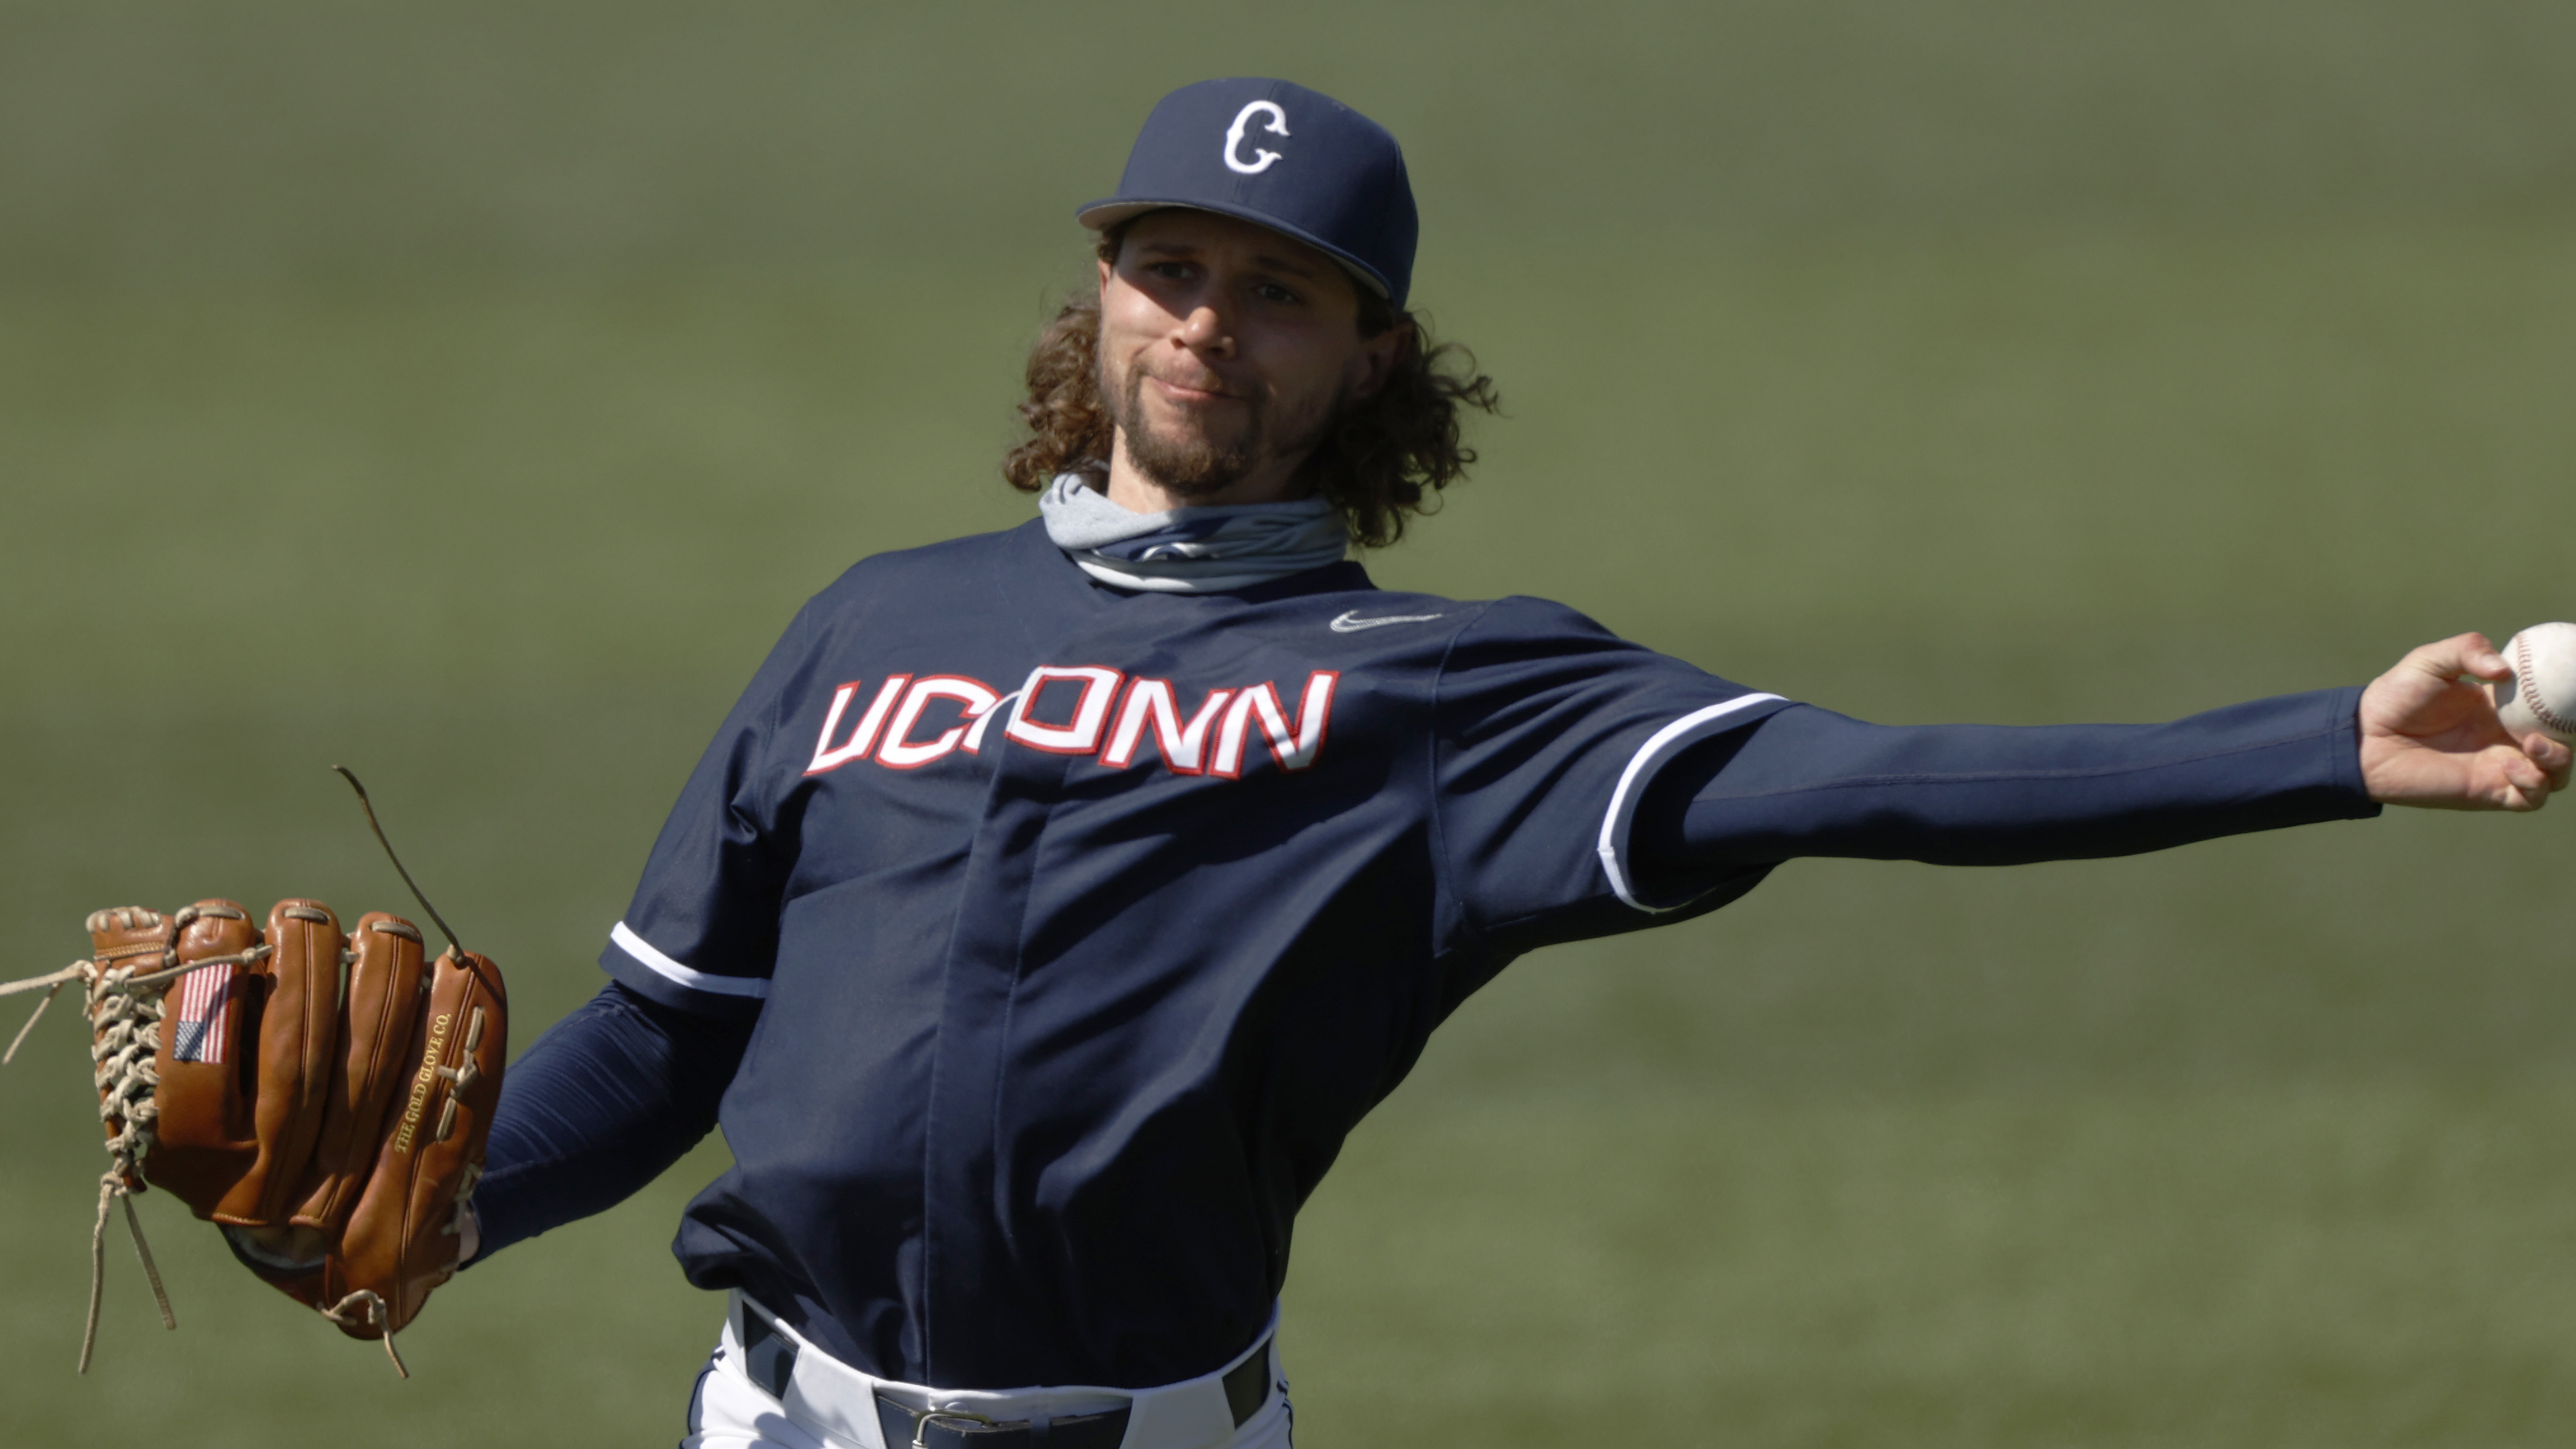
[
  {"xmin": 3, "ymin": 899, "xmax": 507, "ymax": 1375},
  {"xmin": 2496, "ymin": 623, "xmax": 2576, "ymax": 746}
]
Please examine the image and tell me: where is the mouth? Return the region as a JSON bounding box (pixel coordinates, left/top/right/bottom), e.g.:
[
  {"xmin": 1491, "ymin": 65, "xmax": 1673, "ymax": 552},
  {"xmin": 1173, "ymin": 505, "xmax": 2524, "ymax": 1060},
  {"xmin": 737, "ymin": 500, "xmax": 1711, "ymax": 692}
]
[{"xmin": 1144, "ymin": 371, "xmax": 1239, "ymax": 406}]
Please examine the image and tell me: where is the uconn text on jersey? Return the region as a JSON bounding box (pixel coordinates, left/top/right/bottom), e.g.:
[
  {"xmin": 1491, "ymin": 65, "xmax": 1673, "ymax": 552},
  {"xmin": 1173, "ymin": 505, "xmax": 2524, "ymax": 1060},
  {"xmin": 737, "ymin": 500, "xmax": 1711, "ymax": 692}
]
[{"xmin": 804, "ymin": 668, "xmax": 1340, "ymax": 779}]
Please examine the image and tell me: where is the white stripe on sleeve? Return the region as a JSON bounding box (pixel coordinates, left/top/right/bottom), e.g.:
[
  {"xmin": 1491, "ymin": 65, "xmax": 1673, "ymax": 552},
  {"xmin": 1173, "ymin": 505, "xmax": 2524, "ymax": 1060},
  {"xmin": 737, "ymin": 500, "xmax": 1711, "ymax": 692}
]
[
  {"xmin": 609, "ymin": 921, "xmax": 771, "ymax": 999},
  {"xmin": 1597, "ymin": 694, "xmax": 1786, "ymax": 913}
]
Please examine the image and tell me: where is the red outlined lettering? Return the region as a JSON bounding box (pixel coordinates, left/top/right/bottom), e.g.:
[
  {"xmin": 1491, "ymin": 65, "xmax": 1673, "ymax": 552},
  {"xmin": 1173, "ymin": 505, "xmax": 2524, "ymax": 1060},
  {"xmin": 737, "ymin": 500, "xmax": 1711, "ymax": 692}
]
[
  {"xmin": 1004, "ymin": 666, "xmax": 1125, "ymax": 754},
  {"xmin": 805, "ymin": 676, "xmax": 910, "ymax": 775},
  {"xmin": 1211, "ymin": 671, "xmax": 1337, "ymax": 777},
  {"xmin": 813, "ymin": 666, "xmax": 1335, "ymax": 779},
  {"xmin": 1101, "ymin": 679, "xmax": 1236, "ymax": 774},
  {"xmin": 874, "ymin": 676, "xmax": 1002, "ymax": 770}
]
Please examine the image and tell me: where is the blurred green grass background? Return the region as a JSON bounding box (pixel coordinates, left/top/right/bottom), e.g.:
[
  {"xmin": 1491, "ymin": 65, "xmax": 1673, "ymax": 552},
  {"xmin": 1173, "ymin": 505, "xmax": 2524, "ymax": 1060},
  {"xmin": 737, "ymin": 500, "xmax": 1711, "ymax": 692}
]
[{"xmin": 4, "ymin": 3, "xmax": 2573, "ymax": 1444}]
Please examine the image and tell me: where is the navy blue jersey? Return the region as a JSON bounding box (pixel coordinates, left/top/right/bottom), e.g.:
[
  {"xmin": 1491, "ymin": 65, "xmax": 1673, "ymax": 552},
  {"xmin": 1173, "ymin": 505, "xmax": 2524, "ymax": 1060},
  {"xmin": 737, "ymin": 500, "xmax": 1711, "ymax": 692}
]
[{"xmin": 598, "ymin": 519, "xmax": 1789, "ymax": 1389}]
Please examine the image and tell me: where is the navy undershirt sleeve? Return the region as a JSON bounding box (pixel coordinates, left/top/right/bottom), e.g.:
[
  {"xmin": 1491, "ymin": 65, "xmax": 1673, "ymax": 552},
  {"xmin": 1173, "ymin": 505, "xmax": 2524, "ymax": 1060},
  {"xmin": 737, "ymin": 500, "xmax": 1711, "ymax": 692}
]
[
  {"xmin": 1629, "ymin": 686, "xmax": 2378, "ymax": 888},
  {"xmin": 466, "ymin": 980, "xmax": 752, "ymax": 1264}
]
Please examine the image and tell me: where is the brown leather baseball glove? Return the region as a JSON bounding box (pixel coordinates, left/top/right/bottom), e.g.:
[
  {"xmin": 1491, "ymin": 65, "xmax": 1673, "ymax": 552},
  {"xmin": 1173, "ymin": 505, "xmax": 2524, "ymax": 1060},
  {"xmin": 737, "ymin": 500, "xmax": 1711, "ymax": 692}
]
[{"xmin": 5, "ymin": 898, "xmax": 505, "ymax": 1375}]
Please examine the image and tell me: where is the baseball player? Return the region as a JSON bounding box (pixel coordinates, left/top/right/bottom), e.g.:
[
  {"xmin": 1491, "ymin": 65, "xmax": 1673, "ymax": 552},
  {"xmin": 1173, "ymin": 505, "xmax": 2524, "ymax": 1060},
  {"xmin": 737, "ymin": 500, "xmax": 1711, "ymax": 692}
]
[{"xmin": 458, "ymin": 79, "xmax": 2570, "ymax": 1449}]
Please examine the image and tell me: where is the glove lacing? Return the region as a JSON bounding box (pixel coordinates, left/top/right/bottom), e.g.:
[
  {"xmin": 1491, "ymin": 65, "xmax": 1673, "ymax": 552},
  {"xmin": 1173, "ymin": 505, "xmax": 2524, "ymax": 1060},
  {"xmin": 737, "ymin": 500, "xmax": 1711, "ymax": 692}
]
[{"xmin": 4, "ymin": 913, "xmax": 272, "ymax": 1373}]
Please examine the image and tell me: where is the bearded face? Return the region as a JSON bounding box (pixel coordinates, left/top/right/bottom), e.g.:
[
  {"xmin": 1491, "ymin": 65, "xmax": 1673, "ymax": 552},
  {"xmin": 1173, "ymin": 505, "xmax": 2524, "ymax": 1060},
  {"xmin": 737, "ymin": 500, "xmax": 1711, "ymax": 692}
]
[
  {"xmin": 1099, "ymin": 341, "xmax": 1346, "ymax": 502},
  {"xmin": 1090, "ymin": 209, "xmax": 1396, "ymax": 508}
]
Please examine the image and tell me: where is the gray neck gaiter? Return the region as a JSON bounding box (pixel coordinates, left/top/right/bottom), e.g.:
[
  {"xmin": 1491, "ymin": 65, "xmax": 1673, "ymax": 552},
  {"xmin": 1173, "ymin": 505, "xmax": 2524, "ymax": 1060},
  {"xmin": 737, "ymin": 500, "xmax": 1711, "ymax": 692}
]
[{"xmin": 1039, "ymin": 473, "xmax": 1350, "ymax": 594}]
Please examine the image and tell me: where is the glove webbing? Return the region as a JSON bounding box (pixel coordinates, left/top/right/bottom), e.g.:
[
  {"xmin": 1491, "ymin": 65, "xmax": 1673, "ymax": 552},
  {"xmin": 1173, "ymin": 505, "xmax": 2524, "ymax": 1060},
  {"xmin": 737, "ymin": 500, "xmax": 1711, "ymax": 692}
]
[{"xmin": 4, "ymin": 940, "xmax": 271, "ymax": 1373}]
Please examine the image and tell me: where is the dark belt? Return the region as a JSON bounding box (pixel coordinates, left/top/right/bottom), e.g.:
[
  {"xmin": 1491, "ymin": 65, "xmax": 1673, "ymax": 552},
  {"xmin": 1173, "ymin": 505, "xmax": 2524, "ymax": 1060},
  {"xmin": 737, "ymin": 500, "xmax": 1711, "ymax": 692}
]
[
  {"xmin": 874, "ymin": 1398, "xmax": 1128, "ymax": 1449},
  {"xmin": 740, "ymin": 1308, "xmax": 1272, "ymax": 1448},
  {"xmin": 873, "ymin": 1345, "xmax": 1271, "ymax": 1449}
]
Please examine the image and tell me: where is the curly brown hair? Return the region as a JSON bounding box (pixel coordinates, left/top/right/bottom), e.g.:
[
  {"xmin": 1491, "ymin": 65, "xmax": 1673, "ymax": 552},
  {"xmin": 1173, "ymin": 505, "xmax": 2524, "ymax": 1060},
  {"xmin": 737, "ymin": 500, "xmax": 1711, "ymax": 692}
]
[{"xmin": 1001, "ymin": 224, "xmax": 1502, "ymax": 549}]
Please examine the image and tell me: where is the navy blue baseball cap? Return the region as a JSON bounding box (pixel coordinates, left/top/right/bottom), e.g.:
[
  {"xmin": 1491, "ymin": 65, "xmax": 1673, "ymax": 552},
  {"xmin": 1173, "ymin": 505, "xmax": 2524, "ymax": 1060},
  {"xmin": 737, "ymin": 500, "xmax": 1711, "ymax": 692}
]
[{"xmin": 1078, "ymin": 79, "xmax": 1420, "ymax": 310}]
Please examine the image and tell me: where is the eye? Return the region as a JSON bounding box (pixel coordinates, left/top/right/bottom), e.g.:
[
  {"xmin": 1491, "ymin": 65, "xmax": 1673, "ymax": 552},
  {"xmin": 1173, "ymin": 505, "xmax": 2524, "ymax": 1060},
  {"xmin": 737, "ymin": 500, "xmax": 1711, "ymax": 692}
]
[
  {"xmin": 1147, "ymin": 261, "xmax": 1196, "ymax": 282},
  {"xmin": 1253, "ymin": 282, "xmax": 1302, "ymax": 306}
]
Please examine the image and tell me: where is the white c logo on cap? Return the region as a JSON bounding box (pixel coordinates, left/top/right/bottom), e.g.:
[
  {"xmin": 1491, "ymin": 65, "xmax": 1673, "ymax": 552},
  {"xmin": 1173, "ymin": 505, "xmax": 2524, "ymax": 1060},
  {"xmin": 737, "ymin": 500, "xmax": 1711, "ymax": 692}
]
[{"xmin": 1222, "ymin": 100, "xmax": 1290, "ymax": 175}]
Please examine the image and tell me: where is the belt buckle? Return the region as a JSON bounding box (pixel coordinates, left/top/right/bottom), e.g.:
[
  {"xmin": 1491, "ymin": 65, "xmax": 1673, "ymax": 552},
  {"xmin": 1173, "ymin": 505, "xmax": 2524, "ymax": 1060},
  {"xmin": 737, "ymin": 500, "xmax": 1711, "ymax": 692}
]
[{"xmin": 912, "ymin": 1408, "xmax": 996, "ymax": 1446}]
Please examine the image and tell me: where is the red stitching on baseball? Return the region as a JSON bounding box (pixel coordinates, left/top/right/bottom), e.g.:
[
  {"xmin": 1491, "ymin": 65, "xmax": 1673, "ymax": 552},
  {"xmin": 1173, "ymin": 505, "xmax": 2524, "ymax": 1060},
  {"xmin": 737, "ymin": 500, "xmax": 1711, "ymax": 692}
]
[{"xmin": 2518, "ymin": 632, "xmax": 2574, "ymax": 736}]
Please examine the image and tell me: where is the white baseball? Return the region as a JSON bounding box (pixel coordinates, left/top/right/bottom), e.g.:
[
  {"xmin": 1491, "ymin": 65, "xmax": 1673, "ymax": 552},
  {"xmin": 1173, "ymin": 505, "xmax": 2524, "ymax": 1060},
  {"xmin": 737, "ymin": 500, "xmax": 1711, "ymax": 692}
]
[{"xmin": 2494, "ymin": 622, "xmax": 2576, "ymax": 746}]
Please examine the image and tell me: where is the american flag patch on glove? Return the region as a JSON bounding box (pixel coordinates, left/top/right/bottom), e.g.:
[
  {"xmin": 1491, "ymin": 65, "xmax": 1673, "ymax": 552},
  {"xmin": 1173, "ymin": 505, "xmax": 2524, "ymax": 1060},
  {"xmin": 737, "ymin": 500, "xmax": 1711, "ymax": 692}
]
[{"xmin": 168, "ymin": 962, "xmax": 233, "ymax": 1064}]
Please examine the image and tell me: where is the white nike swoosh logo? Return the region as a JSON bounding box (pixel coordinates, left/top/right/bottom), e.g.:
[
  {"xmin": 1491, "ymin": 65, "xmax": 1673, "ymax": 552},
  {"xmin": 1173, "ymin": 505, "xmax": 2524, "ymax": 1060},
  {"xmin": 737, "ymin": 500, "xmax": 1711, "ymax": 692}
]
[{"xmin": 1329, "ymin": 609, "xmax": 1447, "ymax": 634}]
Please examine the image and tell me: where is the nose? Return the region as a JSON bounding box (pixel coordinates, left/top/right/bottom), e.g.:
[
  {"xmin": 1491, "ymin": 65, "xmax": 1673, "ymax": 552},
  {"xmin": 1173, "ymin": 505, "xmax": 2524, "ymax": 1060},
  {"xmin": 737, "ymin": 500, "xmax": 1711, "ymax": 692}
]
[{"xmin": 1176, "ymin": 301, "xmax": 1234, "ymax": 358}]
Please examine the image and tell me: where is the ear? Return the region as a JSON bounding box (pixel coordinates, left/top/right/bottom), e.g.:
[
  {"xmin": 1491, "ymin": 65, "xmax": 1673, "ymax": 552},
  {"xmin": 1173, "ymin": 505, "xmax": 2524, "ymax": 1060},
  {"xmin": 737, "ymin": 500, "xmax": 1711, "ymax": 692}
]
[
  {"xmin": 1350, "ymin": 320, "xmax": 1411, "ymax": 402},
  {"xmin": 1097, "ymin": 254, "xmax": 1114, "ymax": 298}
]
